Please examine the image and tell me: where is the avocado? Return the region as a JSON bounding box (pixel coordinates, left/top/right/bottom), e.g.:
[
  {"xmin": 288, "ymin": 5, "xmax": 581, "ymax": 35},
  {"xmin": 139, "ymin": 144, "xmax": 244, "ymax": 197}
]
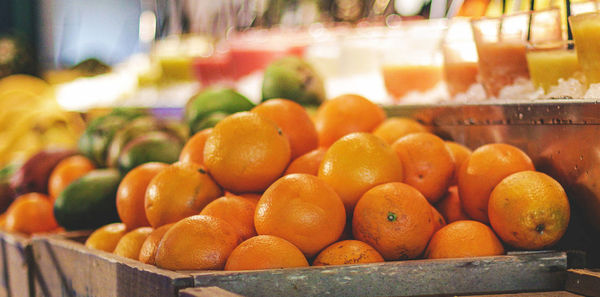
[
  {"xmin": 117, "ymin": 131, "xmax": 183, "ymax": 173},
  {"xmin": 185, "ymin": 88, "xmax": 255, "ymax": 134},
  {"xmin": 262, "ymin": 56, "xmax": 326, "ymax": 106},
  {"xmin": 54, "ymin": 169, "xmax": 122, "ymax": 230}
]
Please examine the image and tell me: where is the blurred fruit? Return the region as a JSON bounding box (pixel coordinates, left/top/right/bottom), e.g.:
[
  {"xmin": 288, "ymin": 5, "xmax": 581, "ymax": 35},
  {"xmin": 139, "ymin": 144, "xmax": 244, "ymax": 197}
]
[
  {"xmin": 392, "ymin": 132, "xmax": 454, "ymax": 204},
  {"xmin": 458, "ymin": 143, "xmax": 534, "ymax": 223},
  {"xmin": 313, "ymin": 240, "xmax": 384, "ymax": 266},
  {"xmin": 179, "ymin": 128, "xmax": 212, "ymax": 165},
  {"xmin": 116, "ymin": 162, "xmax": 168, "ymax": 230},
  {"xmin": 113, "ymin": 227, "xmax": 154, "ymax": 260},
  {"xmin": 314, "ymin": 94, "xmax": 386, "ymax": 147},
  {"xmin": 54, "ymin": 169, "xmax": 121, "ymax": 230},
  {"xmin": 144, "ymin": 162, "xmax": 222, "ymax": 228},
  {"xmin": 0, "ymin": 34, "xmax": 36, "ymax": 78},
  {"xmin": 431, "ymin": 207, "xmax": 447, "ymax": 233},
  {"xmin": 445, "ymin": 141, "xmax": 472, "ymax": 186},
  {"xmin": 225, "ymin": 235, "xmax": 309, "ymax": 271},
  {"xmin": 204, "ymin": 112, "xmax": 291, "ymax": 193},
  {"xmin": 84, "ymin": 223, "xmax": 128, "ymax": 252},
  {"xmin": 139, "ymin": 223, "xmax": 173, "ymax": 265},
  {"xmin": 185, "ymin": 88, "xmax": 255, "ymax": 134},
  {"xmin": 255, "ymin": 174, "xmax": 346, "ymax": 258},
  {"xmin": 435, "ymin": 186, "xmax": 470, "ymax": 223},
  {"xmin": 5, "ymin": 193, "xmax": 58, "ymax": 234},
  {"xmin": 318, "ymin": 133, "xmax": 403, "ymax": 215},
  {"xmin": 200, "ymin": 195, "xmax": 257, "ymax": 241},
  {"xmin": 489, "ymin": 171, "xmax": 570, "ymax": 250},
  {"xmin": 10, "ymin": 149, "xmax": 76, "ymax": 196},
  {"xmin": 373, "ymin": 117, "xmax": 427, "ymax": 145},
  {"xmin": 262, "ymin": 56, "xmax": 325, "ymax": 106},
  {"xmin": 353, "ymin": 182, "xmax": 435, "ymax": 260},
  {"xmin": 252, "ymin": 99, "xmax": 318, "ymax": 159},
  {"xmin": 155, "ymin": 215, "xmax": 240, "ymax": 270},
  {"xmin": 284, "ymin": 148, "xmax": 327, "ymax": 176},
  {"xmin": 0, "ymin": 213, "xmax": 6, "ymax": 229},
  {"xmin": 0, "ymin": 163, "xmax": 19, "ymax": 213},
  {"xmin": 424, "ymin": 220, "xmax": 505, "ymax": 259},
  {"xmin": 117, "ymin": 131, "xmax": 183, "ymax": 174},
  {"xmin": 48, "ymin": 155, "xmax": 96, "ymax": 201}
]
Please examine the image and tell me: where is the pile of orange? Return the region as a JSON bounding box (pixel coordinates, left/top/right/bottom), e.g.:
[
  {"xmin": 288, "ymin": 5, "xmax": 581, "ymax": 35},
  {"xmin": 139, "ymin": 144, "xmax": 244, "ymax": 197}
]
[{"xmin": 81, "ymin": 95, "xmax": 570, "ymax": 271}]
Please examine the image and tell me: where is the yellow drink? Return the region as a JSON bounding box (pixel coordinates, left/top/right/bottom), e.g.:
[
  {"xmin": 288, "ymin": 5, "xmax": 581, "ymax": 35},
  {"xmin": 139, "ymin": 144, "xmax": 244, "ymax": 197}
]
[
  {"xmin": 526, "ymin": 49, "xmax": 581, "ymax": 92},
  {"xmin": 570, "ymin": 12, "xmax": 600, "ymax": 84}
]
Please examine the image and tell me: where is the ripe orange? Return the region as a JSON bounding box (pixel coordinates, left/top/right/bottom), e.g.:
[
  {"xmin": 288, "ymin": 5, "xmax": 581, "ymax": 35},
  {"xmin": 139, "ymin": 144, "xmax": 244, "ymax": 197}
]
[
  {"xmin": 5, "ymin": 193, "xmax": 58, "ymax": 235},
  {"xmin": 155, "ymin": 215, "xmax": 240, "ymax": 270},
  {"xmin": 139, "ymin": 223, "xmax": 173, "ymax": 265},
  {"xmin": 225, "ymin": 235, "xmax": 309, "ymax": 271},
  {"xmin": 435, "ymin": 186, "xmax": 470, "ymax": 223},
  {"xmin": 458, "ymin": 143, "xmax": 535, "ymax": 223},
  {"xmin": 204, "ymin": 112, "xmax": 291, "ymax": 193},
  {"xmin": 424, "ymin": 220, "xmax": 505, "ymax": 259},
  {"xmin": 431, "ymin": 207, "xmax": 447, "ymax": 233},
  {"xmin": 284, "ymin": 148, "xmax": 327, "ymax": 176},
  {"xmin": 251, "ymin": 98, "xmax": 318, "ymax": 159},
  {"xmin": 113, "ymin": 227, "xmax": 154, "ymax": 260},
  {"xmin": 353, "ymin": 182, "xmax": 435, "ymax": 260},
  {"xmin": 48, "ymin": 155, "xmax": 95, "ymax": 200},
  {"xmin": 392, "ymin": 132, "xmax": 454, "ymax": 204},
  {"xmin": 117, "ymin": 162, "xmax": 168, "ymax": 230},
  {"xmin": 445, "ymin": 141, "xmax": 472, "ymax": 186},
  {"xmin": 145, "ymin": 162, "xmax": 222, "ymax": 228},
  {"xmin": 85, "ymin": 223, "xmax": 128, "ymax": 252},
  {"xmin": 314, "ymin": 94, "xmax": 386, "ymax": 147},
  {"xmin": 373, "ymin": 117, "xmax": 427, "ymax": 145},
  {"xmin": 318, "ymin": 133, "xmax": 403, "ymax": 215},
  {"xmin": 254, "ymin": 174, "xmax": 346, "ymax": 258},
  {"xmin": 489, "ymin": 171, "xmax": 570, "ymax": 250},
  {"xmin": 179, "ymin": 128, "xmax": 212, "ymax": 165},
  {"xmin": 200, "ymin": 195, "xmax": 257, "ymax": 241},
  {"xmin": 312, "ymin": 240, "xmax": 384, "ymax": 266}
]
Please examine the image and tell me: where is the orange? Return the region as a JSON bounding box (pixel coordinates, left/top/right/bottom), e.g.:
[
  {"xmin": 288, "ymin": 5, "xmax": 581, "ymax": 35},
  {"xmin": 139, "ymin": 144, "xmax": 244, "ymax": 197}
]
[
  {"xmin": 113, "ymin": 227, "xmax": 154, "ymax": 260},
  {"xmin": 373, "ymin": 117, "xmax": 427, "ymax": 145},
  {"xmin": 489, "ymin": 171, "xmax": 570, "ymax": 250},
  {"xmin": 5, "ymin": 193, "xmax": 58, "ymax": 235},
  {"xmin": 200, "ymin": 195, "xmax": 257, "ymax": 241},
  {"xmin": 155, "ymin": 215, "xmax": 240, "ymax": 270},
  {"xmin": 254, "ymin": 174, "xmax": 346, "ymax": 258},
  {"xmin": 204, "ymin": 112, "xmax": 291, "ymax": 193},
  {"xmin": 392, "ymin": 132, "xmax": 454, "ymax": 204},
  {"xmin": 284, "ymin": 148, "xmax": 327, "ymax": 176},
  {"xmin": 318, "ymin": 133, "xmax": 403, "ymax": 215},
  {"xmin": 435, "ymin": 186, "xmax": 470, "ymax": 223},
  {"xmin": 353, "ymin": 182, "xmax": 435, "ymax": 260},
  {"xmin": 84, "ymin": 223, "xmax": 128, "ymax": 252},
  {"xmin": 251, "ymin": 98, "xmax": 318, "ymax": 159},
  {"xmin": 117, "ymin": 162, "xmax": 168, "ymax": 230},
  {"xmin": 312, "ymin": 240, "xmax": 384, "ymax": 266},
  {"xmin": 445, "ymin": 141, "xmax": 472, "ymax": 186},
  {"xmin": 139, "ymin": 223, "xmax": 173, "ymax": 265},
  {"xmin": 179, "ymin": 128, "xmax": 212, "ymax": 165},
  {"xmin": 145, "ymin": 162, "xmax": 222, "ymax": 228},
  {"xmin": 431, "ymin": 207, "xmax": 447, "ymax": 233},
  {"xmin": 224, "ymin": 235, "xmax": 309, "ymax": 271},
  {"xmin": 458, "ymin": 143, "xmax": 535, "ymax": 223},
  {"xmin": 314, "ymin": 94, "xmax": 386, "ymax": 147},
  {"xmin": 424, "ymin": 220, "xmax": 505, "ymax": 259},
  {"xmin": 0, "ymin": 213, "xmax": 6, "ymax": 229},
  {"xmin": 48, "ymin": 155, "xmax": 96, "ymax": 200}
]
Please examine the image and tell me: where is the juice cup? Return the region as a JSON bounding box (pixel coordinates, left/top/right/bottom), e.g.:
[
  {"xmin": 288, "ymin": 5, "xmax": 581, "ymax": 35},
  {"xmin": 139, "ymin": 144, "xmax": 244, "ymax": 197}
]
[
  {"xmin": 526, "ymin": 41, "xmax": 581, "ymax": 92},
  {"xmin": 443, "ymin": 18, "xmax": 479, "ymax": 97},
  {"xmin": 472, "ymin": 8, "xmax": 563, "ymax": 97},
  {"xmin": 570, "ymin": 12, "xmax": 600, "ymax": 85}
]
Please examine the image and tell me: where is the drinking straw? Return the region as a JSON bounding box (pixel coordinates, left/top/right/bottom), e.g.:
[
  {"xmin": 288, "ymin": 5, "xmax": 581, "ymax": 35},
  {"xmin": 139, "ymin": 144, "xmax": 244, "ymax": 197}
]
[
  {"xmin": 527, "ymin": 0, "xmax": 534, "ymax": 41},
  {"xmin": 566, "ymin": 0, "xmax": 573, "ymax": 40},
  {"xmin": 430, "ymin": 0, "xmax": 448, "ymax": 18},
  {"xmin": 502, "ymin": 0, "xmax": 507, "ymax": 14}
]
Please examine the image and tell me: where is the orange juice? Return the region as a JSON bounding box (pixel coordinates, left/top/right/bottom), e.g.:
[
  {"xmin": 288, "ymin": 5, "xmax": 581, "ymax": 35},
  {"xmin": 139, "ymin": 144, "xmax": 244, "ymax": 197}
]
[
  {"xmin": 444, "ymin": 62, "xmax": 479, "ymax": 96},
  {"xmin": 476, "ymin": 42, "xmax": 529, "ymax": 97},
  {"xmin": 382, "ymin": 65, "xmax": 443, "ymax": 100},
  {"xmin": 526, "ymin": 48, "xmax": 580, "ymax": 92},
  {"xmin": 570, "ymin": 12, "xmax": 600, "ymax": 84}
]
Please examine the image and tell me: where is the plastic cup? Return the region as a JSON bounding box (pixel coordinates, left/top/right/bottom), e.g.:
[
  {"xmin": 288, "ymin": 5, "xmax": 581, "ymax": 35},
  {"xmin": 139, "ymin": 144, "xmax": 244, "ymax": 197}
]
[
  {"xmin": 443, "ymin": 18, "xmax": 479, "ymax": 97},
  {"xmin": 526, "ymin": 41, "xmax": 581, "ymax": 92},
  {"xmin": 570, "ymin": 12, "xmax": 600, "ymax": 85}
]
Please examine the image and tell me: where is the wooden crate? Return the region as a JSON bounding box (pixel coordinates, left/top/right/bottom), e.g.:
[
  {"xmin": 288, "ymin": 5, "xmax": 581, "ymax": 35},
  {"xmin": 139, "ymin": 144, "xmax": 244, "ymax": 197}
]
[
  {"xmin": 565, "ymin": 269, "xmax": 600, "ymax": 297},
  {"xmin": 31, "ymin": 234, "xmax": 194, "ymax": 297},
  {"xmin": 0, "ymin": 230, "xmax": 34, "ymax": 297},
  {"xmin": 191, "ymin": 251, "xmax": 572, "ymax": 297}
]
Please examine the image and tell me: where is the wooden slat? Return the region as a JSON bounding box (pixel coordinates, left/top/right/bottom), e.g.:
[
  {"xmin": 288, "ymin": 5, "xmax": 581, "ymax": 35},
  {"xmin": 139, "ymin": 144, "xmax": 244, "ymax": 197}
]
[
  {"xmin": 31, "ymin": 235, "xmax": 194, "ymax": 297},
  {"xmin": 565, "ymin": 269, "xmax": 600, "ymax": 297},
  {"xmin": 192, "ymin": 251, "xmax": 568, "ymax": 297},
  {"xmin": 0, "ymin": 231, "xmax": 34, "ymax": 297},
  {"xmin": 179, "ymin": 287, "xmax": 244, "ymax": 297},
  {"xmin": 467, "ymin": 291, "xmax": 583, "ymax": 296}
]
